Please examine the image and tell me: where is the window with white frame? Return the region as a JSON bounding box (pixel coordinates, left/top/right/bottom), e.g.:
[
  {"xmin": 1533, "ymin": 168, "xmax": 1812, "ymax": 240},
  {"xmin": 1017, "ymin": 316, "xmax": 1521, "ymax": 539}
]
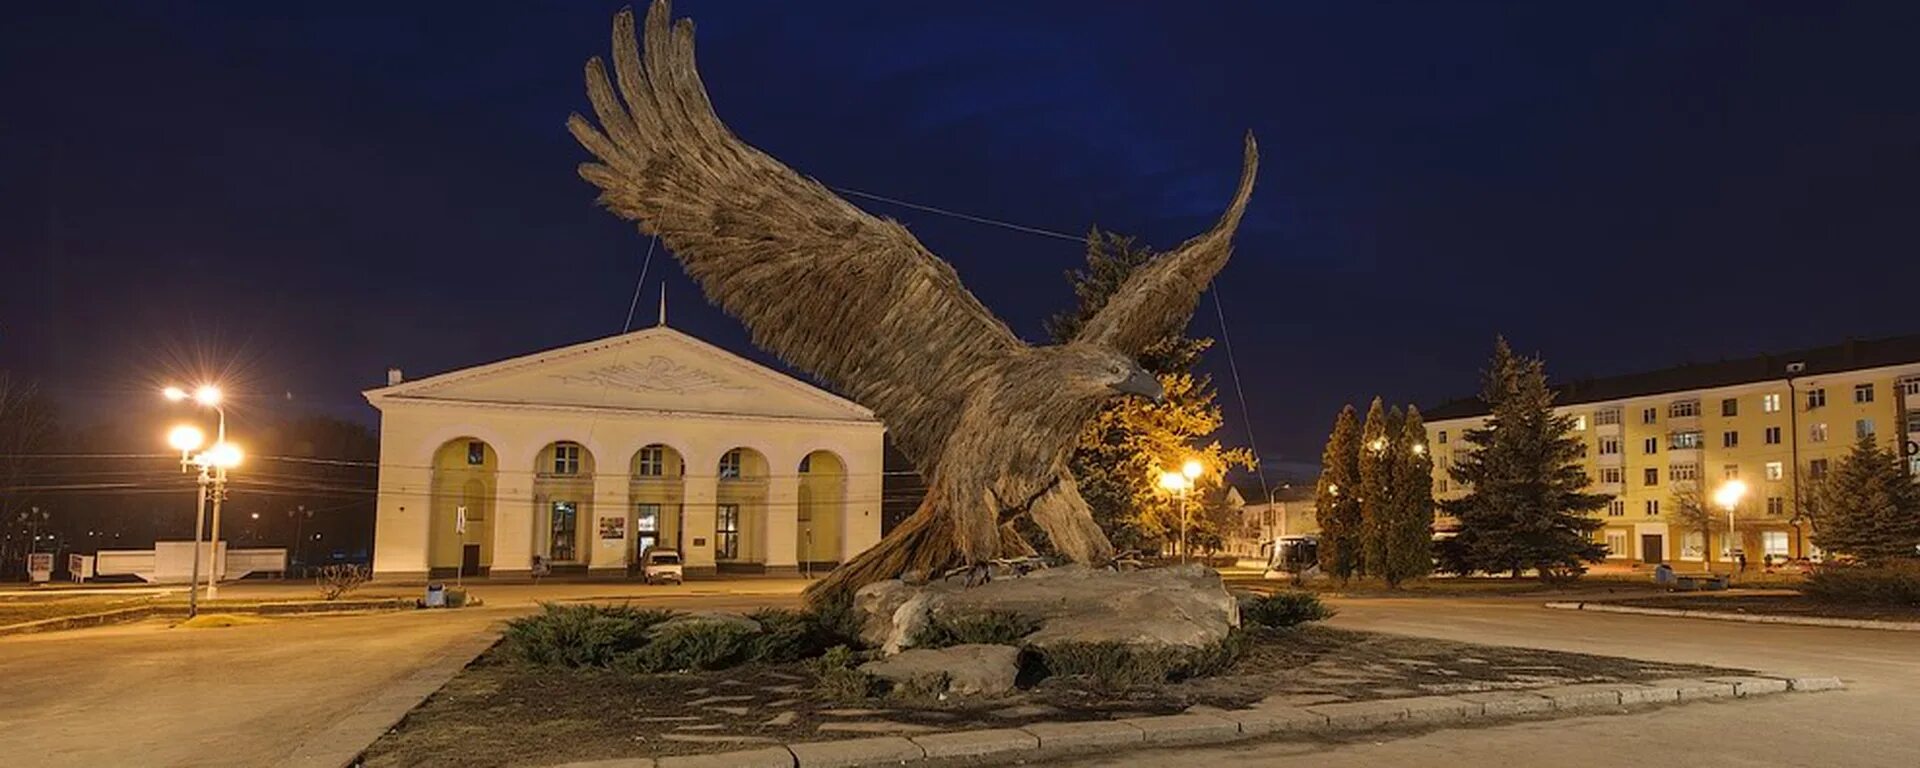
[
  {"xmin": 1722, "ymin": 430, "xmax": 1739, "ymax": 448},
  {"xmin": 1644, "ymin": 437, "xmax": 1659, "ymax": 454},
  {"xmin": 1646, "ymin": 499, "xmax": 1661, "ymax": 516},
  {"xmin": 1904, "ymin": 378, "xmax": 1920, "ymax": 398},
  {"xmin": 1766, "ymin": 496, "xmax": 1785, "ymax": 516},
  {"xmin": 1599, "ymin": 437, "xmax": 1621, "ymax": 455},
  {"xmin": 1644, "ymin": 467, "xmax": 1659, "ymax": 486},
  {"xmin": 1807, "ymin": 388, "xmax": 1826, "ymax": 409},
  {"xmin": 1606, "ymin": 530, "xmax": 1628, "ymax": 557},
  {"xmin": 1762, "ymin": 393, "xmax": 1782, "ymax": 413},
  {"xmin": 1608, "ymin": 499, "xmax": 1626, "ymax": 517},
  {"xmin": 1854, "ymin": 383, "xmax": 1874, "ymax": 403},
  {"xmin": 1595, "ymin": 408, "xmax": 1622, "ymax": 426},
  {"xmin": 1810, "ymin": 422, "xmax": 1828, "ymax": 443},
  {"xmin": 1856, "ymin": 418, "xmax": 1875, "ymax": 439},
  {"xmin": 1669, "ymin": 431, "xmax": 1702, "ymax": 450},
  {"xmin": 1669, "ymin": 463, "xmax": 1699, "ymax": 482},
  {"xmin": 1669, "ymin": 400, "xmax": 1699, "ymax": 418},
  {"xmin": 1573, "ymin": 414, "xmax": 1588, "ymax": 431},
  {"xmin": 1642, "ymin": 407, "xmax": 1659, "ymax": 424},
  {"xmin": 1682, "ymin": 531, "xmax": 1705, "ymax": 561},
  {"xmin": 1599, "ymin": 466, "xmax": 1624, "ymax": 484},
  {"xmin": 1765, "ymin": 426, "xmax": 1782, "ymax": 445},
  {"xmin": 715, "ymin": 503, "xmax": 740, "ymax": 559},
  {"xmin": 1721, "ymin": 398, "xmax": 1738, "ymax": 417},
  {"xmin": 1437, "ymin": 478, "xmax": 1450, "ymax": 493},
  {"xmin": 718, "ymin": 449, "xmax": 743, "ymax": 480},
  {"xmin": 636, "ymin": 445, "xmax": 666, "ymax": 477},
  {"xmin": 1762, "ymin": 531, "xmax": 1789, "ymax": 557},
  {"xmin": 551, "ymin": 442, "xmax": 582, "ymax": 475},
  {"xmin": 1765, "ymin": 461, "xmax": 1784, "ymax": 480}
]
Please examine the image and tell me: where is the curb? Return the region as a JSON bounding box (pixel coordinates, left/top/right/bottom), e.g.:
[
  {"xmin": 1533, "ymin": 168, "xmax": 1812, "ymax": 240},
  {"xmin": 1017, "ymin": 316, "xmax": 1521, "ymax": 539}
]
[
  {"xmin": 286, "ymin": 628, "xmax": 505, "ymax": 768},
  {"xmin": 0, "ymin": 598, "xmax": 420, "ymax": 638},
  {"xmin": 543, "ymin": 674, "xmax": 1840, "ymax": 768},
  {"xmin": 1544, "ymin": 601, "xmax": 1920, "ymax": 631}
]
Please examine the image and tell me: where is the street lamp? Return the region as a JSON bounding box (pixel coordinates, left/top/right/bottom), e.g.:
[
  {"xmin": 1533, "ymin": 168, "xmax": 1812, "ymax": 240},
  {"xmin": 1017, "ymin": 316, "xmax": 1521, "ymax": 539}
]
[
  {"xmin": 1714, "ymin": 479, "xmax": 1748, "ymax": 572},
  {"xmin": 164, "ymin": 383, "xmax": 236, "ymax": 603}
]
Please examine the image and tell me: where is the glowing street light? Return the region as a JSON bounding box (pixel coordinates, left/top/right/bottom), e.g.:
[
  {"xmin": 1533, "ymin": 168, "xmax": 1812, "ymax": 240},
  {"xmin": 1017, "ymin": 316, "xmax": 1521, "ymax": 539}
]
[
  {"xmin": 167, "ymin": 425, "xmax": 206, "ymax": 452},
  {"xmin": 1715, "ymin": 479, "xmax": 1748, "ymax": 571},
  {"xmin": 193, "ymin": 385, "xmax": 223, "ymax": 406},
  {"xmin": 163, "ymin": 383, "xmax": 235, "ymax": 605},
  {"xmin": 1182, "ymin": 458, "xmax": 1205, "ymax": 481},
  {"xmin": 204, "ymin": 442, "xmax": 243, "ymax": 469},
  {"xmin": 1161, "ymin": 458, "xmax": 1204, "ymax": 565},
  {"xmin": 163, "ymin": 386, "xmax": 189, "ymax": 402}
]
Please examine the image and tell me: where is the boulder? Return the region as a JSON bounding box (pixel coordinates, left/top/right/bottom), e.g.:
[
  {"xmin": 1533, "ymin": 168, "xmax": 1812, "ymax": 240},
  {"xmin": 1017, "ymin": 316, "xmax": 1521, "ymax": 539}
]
[
  {"xmin": 853, "ymin": 564, "xmax": 1238, "ymax": 654},
  {"xmin": 859, "ymin": 644, "xmax": 1021, "ymax": 696}
]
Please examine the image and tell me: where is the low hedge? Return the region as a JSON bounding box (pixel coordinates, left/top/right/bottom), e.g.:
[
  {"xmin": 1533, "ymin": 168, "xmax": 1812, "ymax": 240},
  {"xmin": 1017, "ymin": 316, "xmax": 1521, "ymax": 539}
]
[
  {"xmin": 1241, "ymin": 591, "xmax": 1333, "ymax": 629},
  {"xmin": 1803, "ymin": 561, "xmax": 1920, "ymax": 605}
]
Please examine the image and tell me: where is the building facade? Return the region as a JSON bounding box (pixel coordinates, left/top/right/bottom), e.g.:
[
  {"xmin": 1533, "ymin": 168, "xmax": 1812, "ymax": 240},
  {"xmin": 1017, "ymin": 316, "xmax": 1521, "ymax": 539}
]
[
  {"xmin": 1424, "ymin": 336, "xmax": 1920, "ymax": 568},
  {"xmin": 365, "ymin": 326, "xmax": 886, "ymax": 580}
]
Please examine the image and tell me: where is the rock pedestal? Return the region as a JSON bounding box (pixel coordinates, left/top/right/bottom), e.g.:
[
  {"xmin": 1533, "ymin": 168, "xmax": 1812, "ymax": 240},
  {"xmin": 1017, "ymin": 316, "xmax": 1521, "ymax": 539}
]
[
  {"xmin": 853, "ymin": 564, "xmax": 1239, "ymax": 655},
  {"xmin": 859, "ymin": 644, "xmax": 1021, "ymax": 696}
]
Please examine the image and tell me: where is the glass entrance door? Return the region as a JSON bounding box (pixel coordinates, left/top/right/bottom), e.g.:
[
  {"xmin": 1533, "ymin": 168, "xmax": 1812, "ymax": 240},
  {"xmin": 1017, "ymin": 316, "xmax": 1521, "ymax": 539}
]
[
  {"xmin": 549, "ymin": 501, "xmax": 579, "ymax": 562},
  {"xmin": 716, "ymin": 503, "xmax": 740, "ymax": 560},
  {"xmin": 635, "ymin": 503, "xmax": 661, "ymax": 557}
]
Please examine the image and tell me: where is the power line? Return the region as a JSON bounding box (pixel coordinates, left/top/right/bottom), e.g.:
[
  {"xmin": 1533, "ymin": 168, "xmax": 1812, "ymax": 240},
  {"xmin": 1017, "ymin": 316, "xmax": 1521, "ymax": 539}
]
[{"xmin": 831, "ymin": 185, "xmax": 1086, "ymax": 243}]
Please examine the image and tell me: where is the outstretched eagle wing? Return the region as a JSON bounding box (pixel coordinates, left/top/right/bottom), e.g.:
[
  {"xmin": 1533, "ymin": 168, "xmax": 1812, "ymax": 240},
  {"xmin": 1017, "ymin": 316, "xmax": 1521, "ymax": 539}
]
[
  {"xmin": 1075, "ymin": 135, "xmax": 1259, "ymax": 356},
  {"xmin": 568, "ymin": 2, "xmax": 1024, "ymax": 470}
]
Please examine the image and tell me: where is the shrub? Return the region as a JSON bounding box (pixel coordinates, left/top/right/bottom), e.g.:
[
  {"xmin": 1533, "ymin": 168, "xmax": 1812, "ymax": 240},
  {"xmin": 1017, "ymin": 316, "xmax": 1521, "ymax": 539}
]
[
  {"xmin": 1804, "ymin": 562, "xmax": 1920, "ymax": 605},
  {"xmin": 809, "ymin": 644, "xmax": 877, "ymax": 702},
  {"xmin": 618, "ymin": 622, "xmax": 756, "ymax": 673},
  {"xmin": 805, "ymin": 593, "xmax": 866, "ymax": 650},
  {"xmin": 1241, "ymin": 591, "xmax": 1333, "ymax": 629},
  {"xmin": 746, "ymin": 608, "xmax": 833, "ymax": 663},
  {"xmin": 315, "ymin": 564, "xmax": 370, "ymax": 600},
  {"xmin": 1034, "ymin": 634, "xmax": 1247, "ymax": 692},
  {"xmin": 910, "ymin": 609, "xmax": 1041, "ymax": 648},
  {"xmin": 503, "ymin": 603, "xmax": 677, "ymax": 668}
]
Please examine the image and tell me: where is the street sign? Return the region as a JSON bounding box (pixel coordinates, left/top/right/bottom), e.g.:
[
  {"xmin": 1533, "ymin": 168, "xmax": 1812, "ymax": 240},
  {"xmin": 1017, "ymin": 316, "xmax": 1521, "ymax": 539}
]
[{"xmin": 27, "ymin": 552, "xmax": 53, "ymax": 583}]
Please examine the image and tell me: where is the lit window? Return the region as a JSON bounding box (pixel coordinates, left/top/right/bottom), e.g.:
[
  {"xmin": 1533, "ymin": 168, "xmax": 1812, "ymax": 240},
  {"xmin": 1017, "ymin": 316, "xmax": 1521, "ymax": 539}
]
[
  {"xmin": 1853, "ymin": 383, "xmax": 1873, "ymax": 404},
  {"xmin": 1669, "ymin": 431, "xmax": 1701, "ymax": 450},
  {"xmin": 1765, "ymin": 461, "xmax": 1784, "ymax": 481},
  {"xmin": 1762, "ymin": 393, "xmax": 1781, "ymax": 413},
  {"xmin": 551, "ymin": 442, "xmax": 582, "ymax": 475},
  {"xmin": 1763, "ymin": 531, "xmax": 1789, "ymax": 557},
  {"xmin": 718, "ymin": 449, "xmax": 743, "ymax": 480},
  {"xmin": 1606, "ymin": 530, "xmax": 1628, "ymax": 555},
  {"xmin": 1807, "ymin": 388, "xmax": 1826, "ymax": 409},
  {"xmin": 1810, "ymin": 423, "xmax": 1827, "ymax": 443},
  {"xmin": 1720, "ymin": 398, "xmax": 1738, "ymax": 417},
  {"xmin": 1644, "ymin": 467, "xmax": 1659, "ymax": 486},
  {"xmin": 1682, "ymin": 531, "xmax": 1704, "ymax": 560},
  {"xmin": 1856, "ymin": 418, "xmax": 1875, "ymax": 440},
  {"xmin": 1722, "ymin": 431, "xmax": 1738, "ymax": 448},
  {"xmin": 1764, "ymin": 427, "xmax": 1782, "ymax": 445},
  {"xmin": 636, "ymin": 445, "xmax": 666, "ymax": 477},
  {"xmin": 1669, "ymin": 400, "xmax": 1699, "ymax": 418},
  {"xmin": 1573, "ymin": 415, "xmax": 1588, "ymax": 431},
  {"xmin": 715, "ymin": 503, "xmax": 740, "ymax": 558}
]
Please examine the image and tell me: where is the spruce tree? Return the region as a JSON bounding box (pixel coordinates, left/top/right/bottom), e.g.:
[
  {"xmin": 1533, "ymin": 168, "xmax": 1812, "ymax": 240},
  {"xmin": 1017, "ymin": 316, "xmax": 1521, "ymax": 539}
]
[
  {"xmin": 1814, "ymin": 437, "xmax": 1920, "ymax": 562},
  {"xmin": 1441, "ymin": 338, "xmax": 1608, "ymax": 582},
  {"xmin": 1381, "ymin": 405, "xmax": 1435, "ymax": 586},
  {"xmin": 1357, "ymin": 398, "xmax": 1393, "ymax": 577},
  {"xmin": 1314, "ymin": 406, "xmax": 1364, "ymax": 580}
]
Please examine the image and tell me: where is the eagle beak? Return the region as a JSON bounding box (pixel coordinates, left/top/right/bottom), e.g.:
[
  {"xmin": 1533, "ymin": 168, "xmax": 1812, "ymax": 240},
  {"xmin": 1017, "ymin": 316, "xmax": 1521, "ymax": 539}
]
[{"xmin": 1113, "ymin": 367, "xmax": 1165, "ymax": 403}]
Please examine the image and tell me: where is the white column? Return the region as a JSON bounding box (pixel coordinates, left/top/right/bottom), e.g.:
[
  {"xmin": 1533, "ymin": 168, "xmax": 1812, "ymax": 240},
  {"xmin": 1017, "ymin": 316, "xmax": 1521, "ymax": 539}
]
[
  {"xmin": 589, "ymin": 471, "xmax": 629, "ymax": 572},
  {"xmin": 765, "ymin": 471, "xmax": 800, "ymax": 574},
  {"xmin": 681, "ymin": 469, "xmax": 718, "ymax": 575}
]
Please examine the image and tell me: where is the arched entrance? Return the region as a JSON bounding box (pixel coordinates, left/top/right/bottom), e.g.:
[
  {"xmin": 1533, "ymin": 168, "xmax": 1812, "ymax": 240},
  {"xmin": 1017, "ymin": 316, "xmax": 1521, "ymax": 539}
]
[
  {"xmin": 430, "ymin": 438, "xmax": 495, "ymax": 578},
  {"xmin": 715, "ymin": 446, "xmax": 768, "ymax": 568},
  {"xmin": 629, "ymin": 443, "xmax": 687, "ymax": 563},
  {"xmin": 533, "ymin": 440, "xmax": 595, "ymax": 570},
  {"xmin": 798, "ymin": 450, "xmax": 847, "ymax": 566}
]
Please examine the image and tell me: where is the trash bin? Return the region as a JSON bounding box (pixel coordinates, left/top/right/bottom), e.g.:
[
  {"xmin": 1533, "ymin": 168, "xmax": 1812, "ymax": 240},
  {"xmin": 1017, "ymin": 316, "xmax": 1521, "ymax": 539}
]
[{"xmin": 424, "ymin": 582, "xmax": 447, "ymax": 608}]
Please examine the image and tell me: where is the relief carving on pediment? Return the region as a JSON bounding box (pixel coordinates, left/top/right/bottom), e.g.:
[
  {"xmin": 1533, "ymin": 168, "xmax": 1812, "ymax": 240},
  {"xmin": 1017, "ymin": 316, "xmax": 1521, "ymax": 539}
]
[{"xmin": 551, "ymin": 355, "xmax": 752, "ymax": 395}]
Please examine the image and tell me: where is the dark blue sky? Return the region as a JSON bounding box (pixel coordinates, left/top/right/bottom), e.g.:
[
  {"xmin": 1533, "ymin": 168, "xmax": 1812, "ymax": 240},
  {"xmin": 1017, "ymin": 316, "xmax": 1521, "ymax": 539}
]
[{"xmin": 2, "ymin": 1, "xmax": 1915, "ymax": 477}]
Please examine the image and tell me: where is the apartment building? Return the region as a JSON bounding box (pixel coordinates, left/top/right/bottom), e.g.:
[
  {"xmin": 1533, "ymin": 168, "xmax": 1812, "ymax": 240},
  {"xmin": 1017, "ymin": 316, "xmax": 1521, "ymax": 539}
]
[{"xmin": 1423, "ymin": 335, "xmax": 1920, "ymax": 568}]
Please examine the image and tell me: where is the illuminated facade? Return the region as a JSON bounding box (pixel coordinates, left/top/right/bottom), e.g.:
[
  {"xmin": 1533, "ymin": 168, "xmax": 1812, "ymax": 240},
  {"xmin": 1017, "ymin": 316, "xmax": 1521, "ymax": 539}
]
[{"xmin": 1424, "ymin": 336, "xmax": 1920, "ymax": 567}]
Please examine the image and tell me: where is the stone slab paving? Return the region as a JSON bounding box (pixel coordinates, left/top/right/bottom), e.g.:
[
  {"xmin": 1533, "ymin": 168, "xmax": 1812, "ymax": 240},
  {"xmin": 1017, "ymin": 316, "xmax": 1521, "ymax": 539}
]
[{"xmin": 548, "ymin": 675, "xmax": 1840, "ymax": 768}]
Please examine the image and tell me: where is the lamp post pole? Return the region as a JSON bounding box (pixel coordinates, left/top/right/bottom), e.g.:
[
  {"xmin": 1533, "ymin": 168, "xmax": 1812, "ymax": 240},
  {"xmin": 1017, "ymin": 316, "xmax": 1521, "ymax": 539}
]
[
  {"xmin": 189, "ymin": 466, "xmax": 209, "ymax": 617},
  {"xmin": 205, "ymin": 404, "xmax": 228, "ymax": 600},
  {"xmin": 1178, "ymin": 486, "xmax": 1190, "ymax": 565}
]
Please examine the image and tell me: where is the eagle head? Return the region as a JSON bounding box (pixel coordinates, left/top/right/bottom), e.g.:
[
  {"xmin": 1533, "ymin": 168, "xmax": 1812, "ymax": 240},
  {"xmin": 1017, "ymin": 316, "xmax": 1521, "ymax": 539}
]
[{"xmin": 1054, "ymin": 344, "xmax": 1164, "ymax": 404}]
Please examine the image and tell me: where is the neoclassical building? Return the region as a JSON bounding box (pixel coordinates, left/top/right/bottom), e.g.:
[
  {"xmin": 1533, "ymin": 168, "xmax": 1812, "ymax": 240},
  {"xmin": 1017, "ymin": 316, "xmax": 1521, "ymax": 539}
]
[{"xmin": 365, "ymin": 325, "xmax": 886, "ymax": 580}]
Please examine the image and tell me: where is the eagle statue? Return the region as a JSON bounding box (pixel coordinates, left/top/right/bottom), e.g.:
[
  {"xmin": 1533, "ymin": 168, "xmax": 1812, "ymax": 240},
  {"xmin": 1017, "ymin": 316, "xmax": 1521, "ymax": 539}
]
[{"xmin": 568, "ymin": 1, "xmax": 1257, "ymax": 603}]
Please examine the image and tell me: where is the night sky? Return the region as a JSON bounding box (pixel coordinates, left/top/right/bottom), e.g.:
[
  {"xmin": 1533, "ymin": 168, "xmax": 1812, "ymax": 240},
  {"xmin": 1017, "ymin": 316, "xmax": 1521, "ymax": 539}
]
[{"xmin": 3, "ymin": 1, "xmax": 1915, "ymax": 478}]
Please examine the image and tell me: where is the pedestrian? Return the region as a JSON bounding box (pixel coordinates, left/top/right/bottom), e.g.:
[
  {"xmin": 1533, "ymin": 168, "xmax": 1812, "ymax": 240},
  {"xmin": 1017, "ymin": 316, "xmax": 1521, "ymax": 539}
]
[{"xmin": 1735, "ymin": 550, "xmax": 1747, "ymax": 573}]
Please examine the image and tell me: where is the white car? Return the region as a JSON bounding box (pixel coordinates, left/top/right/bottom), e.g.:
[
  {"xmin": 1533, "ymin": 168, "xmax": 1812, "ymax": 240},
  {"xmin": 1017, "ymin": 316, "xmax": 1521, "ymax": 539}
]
[{"xmin": 641, "ymin": 549, "xmax": 684, "ymax": 585}]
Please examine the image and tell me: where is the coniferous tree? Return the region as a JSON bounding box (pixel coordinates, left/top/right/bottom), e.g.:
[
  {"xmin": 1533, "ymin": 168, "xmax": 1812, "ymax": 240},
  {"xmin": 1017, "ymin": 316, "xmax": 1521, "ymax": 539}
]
[
  {"xmin": 1314, "ymin": 406, "xmax": 1364, "ymax": 580},
  {"xmin": 1380, "ymin": 405, "xmax": 1435, "ymax": 586},
  {"xmin": 1357, "ymin": 398, "xmax": 1393, "ymax": 577},
  {"xmin": 1441, "ymin": 338, "xmax": 1608, "ymax": 582},
  {"xmin": 1814, "ymin": 437, "xmax": 1920, "ymax": 562}
]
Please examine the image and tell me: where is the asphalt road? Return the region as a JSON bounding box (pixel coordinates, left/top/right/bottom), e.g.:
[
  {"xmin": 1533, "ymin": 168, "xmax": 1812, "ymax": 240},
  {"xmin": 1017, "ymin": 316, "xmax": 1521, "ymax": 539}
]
[
  {"xmin": 1062, "ymin": 595, "xmax": 1920, "ymax": 767},
  {"xmin": 0, "ymin": 582, "xmax": 806, "ymax": 768}
]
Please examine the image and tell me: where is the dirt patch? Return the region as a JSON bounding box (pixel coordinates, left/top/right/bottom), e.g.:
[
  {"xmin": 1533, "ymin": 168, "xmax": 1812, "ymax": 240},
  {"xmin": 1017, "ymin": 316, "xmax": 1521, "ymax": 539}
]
[
  {"xmin": 0, "ymin": 593, "xmax": 161, "ymax": 627},
  {"xmin": 1611, "ymin": 592, "xmax": 1920, "ymax": 622},
  {"xmin": 362, "ymin": 627, "xmax": 1736, "ymax": 768}
]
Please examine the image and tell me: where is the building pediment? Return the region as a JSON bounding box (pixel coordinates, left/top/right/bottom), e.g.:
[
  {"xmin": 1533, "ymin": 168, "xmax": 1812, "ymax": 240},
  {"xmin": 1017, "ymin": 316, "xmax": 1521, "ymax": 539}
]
[{"xmin": 365, "ymin": 327, "xmax": 876, "ymax": 423}]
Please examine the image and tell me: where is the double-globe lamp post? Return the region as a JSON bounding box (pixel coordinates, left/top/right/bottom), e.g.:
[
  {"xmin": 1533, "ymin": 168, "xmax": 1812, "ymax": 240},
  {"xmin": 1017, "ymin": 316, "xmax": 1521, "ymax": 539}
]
[
  {"xmin": 1158, "ymin": 458, "xmax": 1206, "ymax": 564},
  {"xmin": 164, "ymin": 385, "xmax": 241, "ymax": 613}
]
